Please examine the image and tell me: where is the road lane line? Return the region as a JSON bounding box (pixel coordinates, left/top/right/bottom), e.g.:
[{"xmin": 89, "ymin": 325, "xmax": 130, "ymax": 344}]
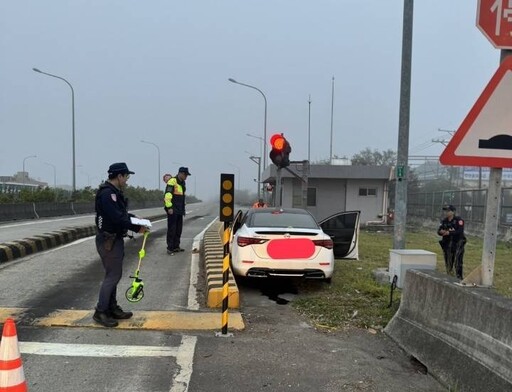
[
  {"xmin": 19, "ymin": 342, "xmax": 179, "ymax": 358},
  {"xmin": 0, "ymin": 216, "xmax": 93, "ymax": 229},
  {"xmin": 188, "ymin": 218, "xmax": 218, "ymax": 310},
  {"xmin": 170, "ymin": 335, "xmax": 197, "ymax": 392}
]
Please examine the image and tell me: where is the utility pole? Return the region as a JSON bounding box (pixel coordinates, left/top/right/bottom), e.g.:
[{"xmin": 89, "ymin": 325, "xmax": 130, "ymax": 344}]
[
  {"xmin": 308, "ymin": 94, "xmax": 312, "ymax": 164},
  {"xmin": 393, "ymin": 0, "xmax": 414, "ymax": 250},
  {"xmin": 329, "ymin": 77, "xmax": 335, "ymax": 164}
]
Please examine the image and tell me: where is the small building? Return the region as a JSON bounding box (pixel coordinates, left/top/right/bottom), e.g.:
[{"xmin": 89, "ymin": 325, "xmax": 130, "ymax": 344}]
[
  {"xmin": 0, "ymin": 172, "xmax": 48, "ymax": 194},
  {"xmin": 262, "ymin": 164, "xmax": 393, "ymax": 224}
]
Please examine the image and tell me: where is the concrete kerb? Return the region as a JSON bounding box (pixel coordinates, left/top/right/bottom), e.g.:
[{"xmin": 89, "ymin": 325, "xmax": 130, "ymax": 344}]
[
  {"xmin": 203, "ymin": 221, "xmax": 240, "ymax": 309},
  {"xmin": 0, "ymin": 213, "xmax": 167, "ymax": 264},
  {"xmin": 385, "ymin": 269, "xmax": 512, "ymax": 392}
]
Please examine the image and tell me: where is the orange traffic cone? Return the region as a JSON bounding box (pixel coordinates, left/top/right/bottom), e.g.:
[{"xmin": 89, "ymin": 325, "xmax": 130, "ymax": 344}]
[{"xmin": 0, "ymin": 318, "xmax": 27, "ymax": 391}]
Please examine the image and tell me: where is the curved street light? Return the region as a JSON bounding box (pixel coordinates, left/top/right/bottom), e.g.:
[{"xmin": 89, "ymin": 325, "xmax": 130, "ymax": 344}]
[
  {"xmin": 141, "ymin": 140, "xmax": 161, "ymax": 190},
  {"xmin": 33, "ymin": 67, "xmax": 76, "ymax": 194},
  {"xmin": 22, "ymin": 155, "xmax": 37, "ymax": 186},
  {"xmin": 228, "ymin": 79, "xmax": 268, "ymax": 170}
]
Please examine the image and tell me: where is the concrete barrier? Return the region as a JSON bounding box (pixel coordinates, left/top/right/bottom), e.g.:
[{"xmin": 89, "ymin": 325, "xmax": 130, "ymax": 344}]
[
  {"xmin": 385, "ymin": 269, "xmax": 512, "ymax": 392},
  {"xmin": 203, "ymin": 222, "xmax": 240, "ymax": 309},
  {"xmin": 0, "ymin": 212, "xmax": 166, "ymax": 264},
  {"xmin": 0, "ymin": 201, "xmax": 163, "ymax": 222}
]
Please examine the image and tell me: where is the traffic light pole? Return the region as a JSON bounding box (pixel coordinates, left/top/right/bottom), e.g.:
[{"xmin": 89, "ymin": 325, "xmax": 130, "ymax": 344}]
[{"xmin": 275, "ymin": 167, "xmax": 282, "ymax": 208}]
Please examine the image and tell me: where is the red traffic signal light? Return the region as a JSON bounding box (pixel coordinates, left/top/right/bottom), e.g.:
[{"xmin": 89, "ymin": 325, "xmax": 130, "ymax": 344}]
[
  {"xmin": 270, "ymin": 134, "xmax": 286, "ymax": 151},
  {"xmin": 269, "ymin": 133, "xmax": 291, "ymax": 168}
]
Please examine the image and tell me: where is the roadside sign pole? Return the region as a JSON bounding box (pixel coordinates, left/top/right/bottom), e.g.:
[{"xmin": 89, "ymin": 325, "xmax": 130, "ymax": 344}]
[
  {"xmin": 220, "ymin": 221, "xmax": 232, "ymax": 335},
  {"xmin": 481, "ymin": 168, "xmax": 502, "ymax": 286},
  {"xmin": 217, "ymin": 174, "xmax": 235, "ymax": 337},
  {"xmin": 481, "ymin": 49, "xmax": 512, "ymax": 286},
  {"xmin": 393, "ymin": 0, "xmax": 414, "ymax": 250}
]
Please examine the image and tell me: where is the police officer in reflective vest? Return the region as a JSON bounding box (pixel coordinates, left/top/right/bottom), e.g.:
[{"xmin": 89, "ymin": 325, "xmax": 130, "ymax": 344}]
[
  {"xmin": 164, "ymin": 167, "xmax": 191, "ymax": 255},
  {"xmin": 94, "ymin": 162, "xmax": 146, "ymax": 328},
  {"xmin": 438, "ymin": 204, "xmax": 466, "ymax": 280}
]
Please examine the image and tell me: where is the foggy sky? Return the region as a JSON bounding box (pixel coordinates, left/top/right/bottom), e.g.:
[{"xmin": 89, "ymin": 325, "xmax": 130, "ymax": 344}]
[{"xmin": 0, "ymin": 1, "xmax": 500, "ymax": 199}]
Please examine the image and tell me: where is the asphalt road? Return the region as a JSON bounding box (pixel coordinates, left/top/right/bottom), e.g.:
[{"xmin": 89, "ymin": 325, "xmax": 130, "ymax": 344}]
[
  {"xmin": 0, "ymin": 202, "xmax": 445, "ymax": 392},
  {"xmin": 0, "ymin": 203, "xmax": 216, "ymax": 392},
  {"xmin": 0, "ymin": 206, "xmax": 168, "ymax": 243}
]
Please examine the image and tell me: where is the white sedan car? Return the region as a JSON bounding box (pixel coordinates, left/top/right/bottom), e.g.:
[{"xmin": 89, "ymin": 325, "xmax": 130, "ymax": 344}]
[{"xmin": 230, "ymin": 208, "xmax": 360, "ymax": 282}]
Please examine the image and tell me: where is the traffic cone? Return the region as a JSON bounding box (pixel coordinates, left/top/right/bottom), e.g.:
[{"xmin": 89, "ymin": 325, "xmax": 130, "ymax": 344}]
[{"xmin": 0, "ymin": 318, "xmax": 27, "ymax": 391}]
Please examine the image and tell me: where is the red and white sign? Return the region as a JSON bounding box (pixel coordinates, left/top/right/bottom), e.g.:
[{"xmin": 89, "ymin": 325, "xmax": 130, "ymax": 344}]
[
  {"xmin": 477, "ymin": 0, "xmax": 512, "ymax": 49},
  {"xmin": 440, "ymin": 56, "xmax": 512, "ymax": 168}
]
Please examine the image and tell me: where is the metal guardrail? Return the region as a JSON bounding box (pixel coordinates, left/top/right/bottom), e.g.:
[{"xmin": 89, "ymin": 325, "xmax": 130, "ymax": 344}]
[{"xmin": 0, "ymin": 200, "xmax": 162, "ymax": 222}]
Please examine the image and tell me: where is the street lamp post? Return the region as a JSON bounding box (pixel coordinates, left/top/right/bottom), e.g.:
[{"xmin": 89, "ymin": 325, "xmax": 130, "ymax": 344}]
[
  {"xmin": 228, "ymin": 79, "xmax": 268, "ymax": 170},
  {"xmin": 249, "ymin": 156, "xmax": 261, "ymax": 198},
  {"xmin": 22, "ymin": 155, "xmax": 37, "ymax": 186},
  {"xmin": 33, "ymin": 67, "xmax": 76, "ymax": 194},
  {"xmin": 141, "ymin": 140, "xmax": 161, "ymax": 190},
  {"xmin": 246, "ymin": 133, "xmax": 264, "ymax": 195},
  {"xmin": 44, "ymin": 162, "xmax": 57, "ymax": 189},
  {"xmin": 228, "ymin": 163, "xmax": 241, "ymax": 191}
]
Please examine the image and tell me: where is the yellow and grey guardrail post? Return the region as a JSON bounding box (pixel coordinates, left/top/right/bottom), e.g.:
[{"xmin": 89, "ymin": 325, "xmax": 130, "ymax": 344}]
[{"xmin": 216, "ymin": 173, "xmax": 235, "ymax": 337}]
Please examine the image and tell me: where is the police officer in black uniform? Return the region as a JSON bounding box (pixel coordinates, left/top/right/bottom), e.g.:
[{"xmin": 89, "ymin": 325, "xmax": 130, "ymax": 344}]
[
  {"xmin": 94, "ymin": 162, "xmax": 146, "ymax": 328},
  {"xmin": 438, "ymin": 204, "xmax": 466, "ymax": 280}
]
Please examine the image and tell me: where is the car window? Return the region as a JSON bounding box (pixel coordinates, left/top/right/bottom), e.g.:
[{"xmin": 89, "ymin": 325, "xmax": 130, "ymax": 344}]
[
  {"xmin": 247, "ymin": 211, "xmax": 319, "ymax": 229},
  {"xmin": 321, "ymin": 213, "xmax": 357, "ymax": 230}
]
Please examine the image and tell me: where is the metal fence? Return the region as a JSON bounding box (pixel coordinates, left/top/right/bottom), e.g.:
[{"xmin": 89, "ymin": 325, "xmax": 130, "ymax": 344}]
[{"xmin": 408, "ymin": 187, "xmax": 512, "ymax": 226}]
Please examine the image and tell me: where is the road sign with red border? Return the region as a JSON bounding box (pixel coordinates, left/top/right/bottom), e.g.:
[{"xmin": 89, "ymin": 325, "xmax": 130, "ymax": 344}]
[
  {"xmin": 477, "ymin": 0, "xmax": 512, "ymax": 49},
  {"xmin": 440, "ymin": 56, "xmax": 512, "ymax": 168}
]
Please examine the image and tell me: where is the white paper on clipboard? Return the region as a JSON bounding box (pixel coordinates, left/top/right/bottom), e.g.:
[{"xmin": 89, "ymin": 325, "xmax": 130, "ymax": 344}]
[{"xmin": 130, "ymin": 217, "xmax": 152, "ymax": 228}]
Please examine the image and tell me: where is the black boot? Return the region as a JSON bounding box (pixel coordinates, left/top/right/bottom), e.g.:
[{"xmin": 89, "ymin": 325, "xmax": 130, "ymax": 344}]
[
  {"xmin": 111, "ymin": 305, "xmax": 133, "ymax": 320},
  {"xmin": 93, "ymin": 310, "xmax": 119, "ymax": 328}
]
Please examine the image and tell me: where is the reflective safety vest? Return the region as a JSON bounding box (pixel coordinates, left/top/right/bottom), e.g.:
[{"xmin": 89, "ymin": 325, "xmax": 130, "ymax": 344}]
[{"xmin": 164, "ymin": 177, "xmax": 186, "ymax": 215}]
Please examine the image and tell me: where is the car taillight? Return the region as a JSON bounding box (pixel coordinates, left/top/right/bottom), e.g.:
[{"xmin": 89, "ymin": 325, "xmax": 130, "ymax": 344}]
[
  {"xmin": 237, "ymin": 236, "xmax": 268, "ymax": 247},
  {"xmin": 313, "ymin": 239, "xmax": 333, "ymax": 249}
]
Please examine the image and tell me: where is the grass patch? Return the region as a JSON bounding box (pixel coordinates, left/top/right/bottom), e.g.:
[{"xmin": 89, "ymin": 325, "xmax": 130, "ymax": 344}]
[{"xmin": 294, "ymin": 229, "xmax": 512, "ymax": 330}]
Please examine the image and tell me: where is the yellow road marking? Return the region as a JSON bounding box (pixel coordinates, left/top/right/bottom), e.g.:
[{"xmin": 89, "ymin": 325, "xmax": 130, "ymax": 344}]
[
  {"xmin": 35, "ymin": 309, "xmax": 245, "ymax": 331},
  {"xmin": 0, "ymin": 307, "xmax": 244, "ymax": 331}
]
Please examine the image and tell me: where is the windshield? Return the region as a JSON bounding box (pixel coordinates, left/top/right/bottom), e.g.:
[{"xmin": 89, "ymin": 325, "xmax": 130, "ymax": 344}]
[{"xmin": 247, "ymin": 211, "xmax": 319, "ymax": 229}]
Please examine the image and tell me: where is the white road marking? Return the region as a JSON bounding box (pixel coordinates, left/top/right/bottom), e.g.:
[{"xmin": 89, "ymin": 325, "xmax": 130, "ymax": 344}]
[
  {"xmin": 170, "ymin": 335, "xmax": 197, "ymax": 392},
  {"xmin": 0, "ymin": 215, "xmax": 93, "ymax": 230},
  {"xmin": 19, "ymin": 341, "xmax": 179, "ymax": 358},
  {"xmin": 188, "ymin": 218, "xmax": 217, "ymax": 310}
]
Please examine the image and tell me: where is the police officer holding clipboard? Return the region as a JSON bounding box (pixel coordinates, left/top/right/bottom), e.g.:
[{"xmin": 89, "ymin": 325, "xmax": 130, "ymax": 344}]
[{"xmin": 94, "ymin": 162, "xmax": 147, "ymax": 328}]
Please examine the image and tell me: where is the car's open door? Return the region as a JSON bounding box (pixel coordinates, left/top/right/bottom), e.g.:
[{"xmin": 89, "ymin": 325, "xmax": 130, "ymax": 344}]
[
  {"xmin": 319, "ymin": 211, "xmax": 360, "ymax": 259},
  {"xmin": 229, "ymin": 210, "xmax": 244, "ymax": 245}
]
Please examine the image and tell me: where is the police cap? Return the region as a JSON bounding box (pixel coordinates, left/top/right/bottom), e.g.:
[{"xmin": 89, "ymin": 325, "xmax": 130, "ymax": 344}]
[{"xmin": 442, "ymin": 204, "xmax": 456, "ymax": 212}]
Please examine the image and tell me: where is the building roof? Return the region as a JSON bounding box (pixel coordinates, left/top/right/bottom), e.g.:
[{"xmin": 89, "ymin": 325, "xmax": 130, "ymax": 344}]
[{"xmin": 262, "ymin": 164, "xmax": 392, "ymax": 183}]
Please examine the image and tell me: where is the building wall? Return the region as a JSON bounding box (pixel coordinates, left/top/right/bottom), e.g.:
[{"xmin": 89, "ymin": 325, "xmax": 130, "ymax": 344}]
[
  {"xmin": 345, "ymin": 179, "xmax": 386, "ymax": 223},
  {"xmin": 306, "ymin": 178, "xmax": 347, "ymax": 222},
  {"xmin": 279, "ymin": 177, "xmax": 386, "ymax": 224}
]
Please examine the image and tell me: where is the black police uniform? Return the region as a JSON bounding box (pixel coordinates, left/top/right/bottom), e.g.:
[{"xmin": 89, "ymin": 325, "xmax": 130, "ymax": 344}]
[
  {"xmin": 94, "ymin": 163, "xmax": 141, "ymax": 327},
  {"xmin": 438, "ymin": 215, "xmax": 466, "ymax": 279}
]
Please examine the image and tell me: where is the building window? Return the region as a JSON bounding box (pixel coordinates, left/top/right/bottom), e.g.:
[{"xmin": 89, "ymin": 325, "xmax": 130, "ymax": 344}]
[
  {"xmin": 359, "ymin": 187, "xmax": 377, "ymax": 197},
  {"xmin": 307, "ymin": 188, "xmax": 317, "ymax": 207}
]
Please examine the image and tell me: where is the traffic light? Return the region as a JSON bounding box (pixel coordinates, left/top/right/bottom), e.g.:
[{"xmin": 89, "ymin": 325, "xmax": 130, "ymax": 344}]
[
  {"xmin": 269, "ymin": 133, "xmax": 292, "ymax": 168},
  {"xmin": 219, "ymin": 173, "xmax": 235, "ymax": 222}
]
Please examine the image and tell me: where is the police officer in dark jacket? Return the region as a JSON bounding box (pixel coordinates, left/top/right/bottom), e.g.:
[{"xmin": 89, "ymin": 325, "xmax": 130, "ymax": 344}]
[
  {"xmin": 438, "ymin": 204, "xmax": 466, "ymax": 279},
  {"xmin": 94, "ymin": 162, "xmax": 146, "ymax": 328}
]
